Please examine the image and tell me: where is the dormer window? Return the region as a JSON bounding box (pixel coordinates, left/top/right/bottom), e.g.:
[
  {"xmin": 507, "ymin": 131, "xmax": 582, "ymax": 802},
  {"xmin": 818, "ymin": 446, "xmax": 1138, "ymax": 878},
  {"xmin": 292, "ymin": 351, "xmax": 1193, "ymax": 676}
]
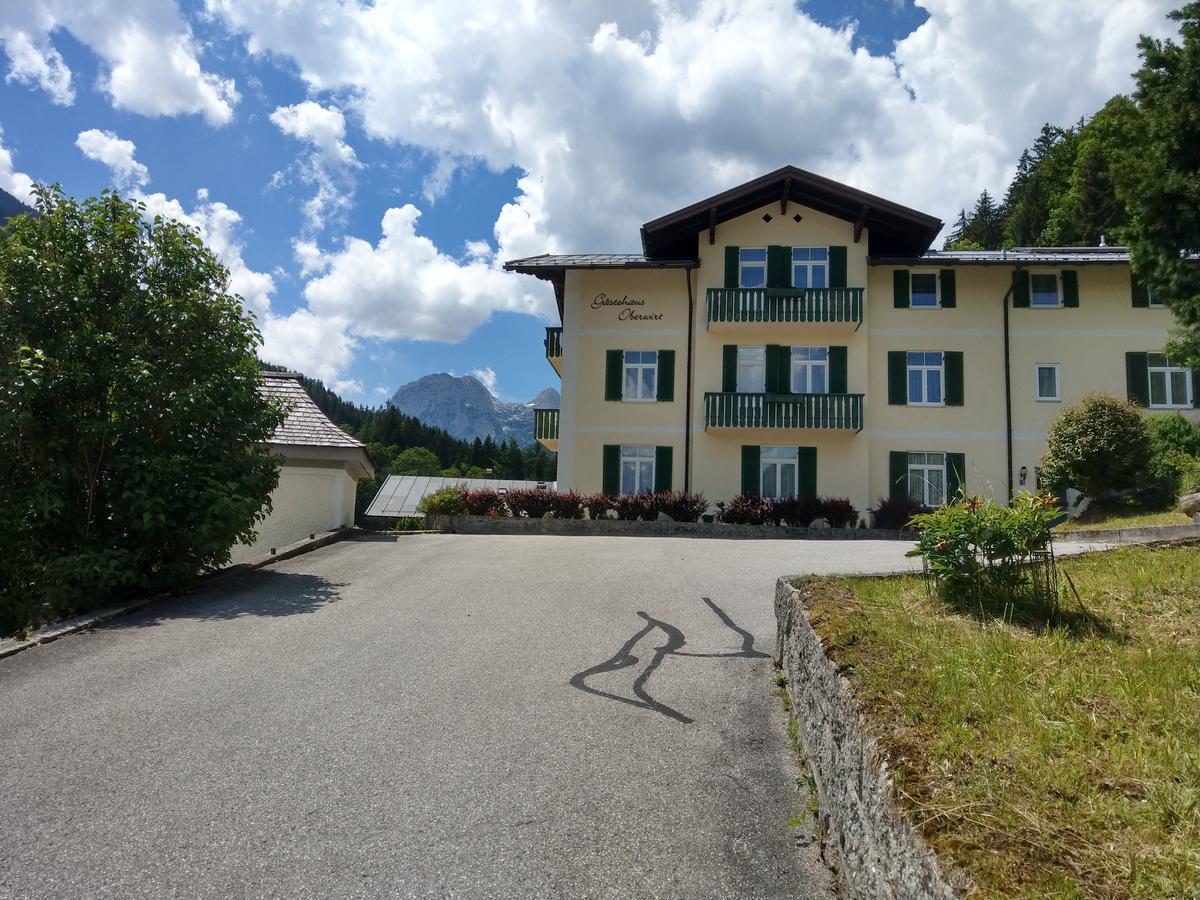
[{"xmin": 738, "ymin": 248, "xmax": 767, "ymax": 288}]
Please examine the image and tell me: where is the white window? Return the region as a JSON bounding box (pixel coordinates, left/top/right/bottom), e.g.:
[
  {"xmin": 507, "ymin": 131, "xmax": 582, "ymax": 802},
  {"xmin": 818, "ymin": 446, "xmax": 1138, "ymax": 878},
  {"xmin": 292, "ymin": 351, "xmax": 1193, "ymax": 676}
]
[
  {"xmin": 1035, "ymin": 364, "xmax": 1061, "ymax": 402},
  {"xmin": 738, "ymin": 247, "xmax": 767, "ymax": 288},
  {"xmin": 907, "ymin": 351, "xmax": 944, "ymax": 406},
  {"xmin": 737, "ymin": 346, "xmax": 766, "ymax": 393},
  {"xmin": 908, "ymin": 452, "xmax": 946, "ymax": 506},
  {"xmin": 791, "ymin": 247, "xmax": 828, "ymax": 289},
  {"xmin": 1148, "ymin": 353, "xmax": 1194, "ymax": 408},
  {"xmin": 622, "ymin": 350, "xmax": 658, "ymax": 401},
  {"xmin": 620, "ymin": 445, "xmax": 656, "ymax": 495},
  {"xmin": 910, "ymin": 271, "xmax": 939, "ymax": 308},
  {"xmin": 791, "ymin": 347, "xmax": 828, "ymax": 394},
  {"xmin": 1030, "ymin": 272, "xmax": 1062, "ymax": 307},
  {"xmin": 761, "ymin": 446, "xmax": 798, "ymax": 499}
]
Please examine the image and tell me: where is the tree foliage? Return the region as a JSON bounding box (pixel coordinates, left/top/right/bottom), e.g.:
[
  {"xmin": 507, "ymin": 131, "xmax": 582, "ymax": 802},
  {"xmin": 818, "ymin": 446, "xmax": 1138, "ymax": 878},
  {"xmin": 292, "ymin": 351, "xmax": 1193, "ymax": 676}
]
[
  {"xmin": 0, "ymin": 188, "xmax": 286, "ymax": 634},
  {"xmin": 1039, "ymin": 395, "xmax": 1153, "ymax": 501}
]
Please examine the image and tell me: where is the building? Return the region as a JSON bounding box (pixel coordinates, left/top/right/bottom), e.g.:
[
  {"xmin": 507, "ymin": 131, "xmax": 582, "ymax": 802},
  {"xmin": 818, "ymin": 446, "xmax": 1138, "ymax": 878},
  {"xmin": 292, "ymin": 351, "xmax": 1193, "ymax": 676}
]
[
  {"xmin": 229, "ymin": 371, "xmax": 374, "ymax": 562},
  {"xmin": 506, "ymin": 166, "xmax": 1199, "ymax": 517}
]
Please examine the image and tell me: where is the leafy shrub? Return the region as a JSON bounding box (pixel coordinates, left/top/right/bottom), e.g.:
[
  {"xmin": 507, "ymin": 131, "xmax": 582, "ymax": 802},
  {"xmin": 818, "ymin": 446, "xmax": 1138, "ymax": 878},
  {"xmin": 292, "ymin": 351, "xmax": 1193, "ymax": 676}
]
[
  {"xmin": 581, "ymin": 493, "xmax": 615, "ymax": 519},
  {"xmin": 464, "ymin": 489, "xmax": 507, "ymax": 516},
  {"xmin": 819, "ymin": 497, "xmax": 860, "ymax": 528},
  {"xmin": 1146, "ymin": 448, "xmax": 1200, "ymax": 507},
  {"xmin": 1148, "ymin": 411, "xmax": 1200, "ymax": 458},
  {"xmin": 772, "ymin": 494, "xmax": 823, "ymax": 527},
  {"xmin": 1039, "ymin": 394, "xmax": 1152, "ymax": 501},
  {"xmin": 716, "ymin": 494, "xmax": 774, "ymax": 525},
  {"xmin": 649, "ymin": 491, "xmax": 708, "ymax": 522},
  {"xmin": 549, "ymin": 490, "xmax": 585, "ymax": 520},
  {"xmin": 504, "ymin": 488, "xmax": 560, "ymax": 518},
  {"xmin": 870, "ymin": 496, "xmax": 931, "ymax": 531},
  {"xmin": 614, "ymin": 492, "xmax": 656, "ymax": 521},
  {"xmin": 417, "ymin": 486, "xmax": 468, "ymax": 515}
]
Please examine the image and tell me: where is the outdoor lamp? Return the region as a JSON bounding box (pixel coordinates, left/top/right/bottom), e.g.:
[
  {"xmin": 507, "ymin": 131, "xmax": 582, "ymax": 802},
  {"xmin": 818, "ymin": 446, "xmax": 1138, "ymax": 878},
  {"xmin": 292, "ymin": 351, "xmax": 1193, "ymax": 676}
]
[{"xmin": 1019, "ymin": 466, "xmax": 1028, "ymax": 486}]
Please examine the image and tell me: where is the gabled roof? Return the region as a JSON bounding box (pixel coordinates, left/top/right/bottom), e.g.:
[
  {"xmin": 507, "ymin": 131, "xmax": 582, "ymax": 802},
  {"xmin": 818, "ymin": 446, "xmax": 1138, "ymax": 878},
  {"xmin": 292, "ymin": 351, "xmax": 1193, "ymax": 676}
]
[
  {"xmin": 260, "ymin": 371, "xmax": 366, "ymax": 450},
  {"xmin": 639, "ymin": 165, "xmax": 944, "ymax": 259}
]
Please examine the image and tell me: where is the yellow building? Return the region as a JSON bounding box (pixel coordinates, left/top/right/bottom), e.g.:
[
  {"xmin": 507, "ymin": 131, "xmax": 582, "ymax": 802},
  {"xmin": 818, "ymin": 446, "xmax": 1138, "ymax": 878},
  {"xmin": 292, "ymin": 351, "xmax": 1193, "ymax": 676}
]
[{"xmin": 506, "ymin": 167, "xmax": 1199, "ymax": 519}]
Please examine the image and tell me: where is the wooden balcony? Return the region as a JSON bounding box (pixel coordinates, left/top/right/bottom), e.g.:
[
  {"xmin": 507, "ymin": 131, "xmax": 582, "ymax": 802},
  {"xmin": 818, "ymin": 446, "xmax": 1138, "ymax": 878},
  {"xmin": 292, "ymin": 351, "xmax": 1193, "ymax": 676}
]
[
  {"xmin": 544, "ymin": 326, "xmax": 563, "ymax": 375},
  {"xmin": 705, "ymin": 287, "xmax": 863, "ymax": 328},
  {"xmin": 534, "ymin": 407, "xmax": 560, "ymax": 451},
  {"xmin": 703, "ymin": 392, "xmax": 864, "ymax": 431}
]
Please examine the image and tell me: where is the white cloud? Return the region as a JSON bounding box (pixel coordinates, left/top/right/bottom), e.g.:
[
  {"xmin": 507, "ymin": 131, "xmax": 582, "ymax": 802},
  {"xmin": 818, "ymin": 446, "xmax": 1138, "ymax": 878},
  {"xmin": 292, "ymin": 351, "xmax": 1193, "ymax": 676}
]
[
  {"xmin": 0, "ymin": 0, "xmax": 237, "ymax": 124},
  {"xmin": 0, "ymin": 128, "xmax": 35, "ymax": 203},
  {"xmin": 75, "ymin": 129, "xmax": 150, "ymax": 190},
  {"xmin": 259, "ymin": 308, "xmax": 356, "ymax": 384},
  {"xmin": 269, "ymin": 100, "xmax": 361, "ymax": 230},
  {"xmin": 332, "ymin": 378, "xmax": 364, "ymax": 396},
  {"xmin": 468, "ymin": 367, "xmax": 498, "ymax": 397}
]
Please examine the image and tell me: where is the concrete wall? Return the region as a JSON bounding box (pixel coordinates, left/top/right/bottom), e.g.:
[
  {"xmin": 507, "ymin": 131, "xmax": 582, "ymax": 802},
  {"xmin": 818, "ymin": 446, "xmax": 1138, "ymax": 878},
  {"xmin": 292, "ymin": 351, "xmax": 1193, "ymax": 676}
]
[{"xmin": 229, "ymin": 462, "xmax": 357, "ymax": 564}]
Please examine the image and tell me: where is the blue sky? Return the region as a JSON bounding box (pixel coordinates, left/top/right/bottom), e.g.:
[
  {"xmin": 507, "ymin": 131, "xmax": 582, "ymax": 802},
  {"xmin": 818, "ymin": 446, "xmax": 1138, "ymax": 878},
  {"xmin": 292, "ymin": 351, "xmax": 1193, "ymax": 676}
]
[{"xmin": 0, "ymin": 0, "xmax": 1172, "ymax": 404}]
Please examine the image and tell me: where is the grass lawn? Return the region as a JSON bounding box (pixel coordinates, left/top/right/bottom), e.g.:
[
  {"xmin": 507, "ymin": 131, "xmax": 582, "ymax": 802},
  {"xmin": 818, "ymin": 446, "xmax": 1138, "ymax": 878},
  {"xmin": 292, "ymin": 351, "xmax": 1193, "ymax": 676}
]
[
  {"xmin": 801, "ymin": 544, "xmax": 1200, "ymax": 898},
  {"xmin": 1054, "ymin": 503, "xmax": 1193, "ymax": 533}
]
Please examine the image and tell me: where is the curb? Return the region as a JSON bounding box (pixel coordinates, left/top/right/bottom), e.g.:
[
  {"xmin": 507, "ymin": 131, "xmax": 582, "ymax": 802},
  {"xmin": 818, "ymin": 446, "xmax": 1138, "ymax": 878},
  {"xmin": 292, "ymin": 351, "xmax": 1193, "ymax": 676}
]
[{"xmin": 1052, "ymin": 522, "xmax": 1200, "ymax": 545}]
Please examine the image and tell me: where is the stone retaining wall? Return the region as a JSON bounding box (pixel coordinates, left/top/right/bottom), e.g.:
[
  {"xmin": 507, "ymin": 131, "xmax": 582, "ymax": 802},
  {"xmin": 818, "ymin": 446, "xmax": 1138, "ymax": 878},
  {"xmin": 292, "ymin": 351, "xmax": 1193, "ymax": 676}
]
[
  {"xmin": 775, "ymin": 577, "xmax": 961, "ymax": 900},
  {"xmin": 1053, "ymin": 521, "xmax": 1200, "ymax": 545},
  {"xmin": 426, "ymin": 514, "xmax": 914, "ymax": 541}
]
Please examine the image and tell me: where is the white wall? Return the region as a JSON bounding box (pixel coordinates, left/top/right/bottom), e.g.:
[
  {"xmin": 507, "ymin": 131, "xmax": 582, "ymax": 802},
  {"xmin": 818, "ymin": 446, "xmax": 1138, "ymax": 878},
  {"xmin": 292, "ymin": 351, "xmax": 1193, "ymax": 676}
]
[{"xmin": 229, "ymin": 463, "xmax": 356, "ymax": 564}]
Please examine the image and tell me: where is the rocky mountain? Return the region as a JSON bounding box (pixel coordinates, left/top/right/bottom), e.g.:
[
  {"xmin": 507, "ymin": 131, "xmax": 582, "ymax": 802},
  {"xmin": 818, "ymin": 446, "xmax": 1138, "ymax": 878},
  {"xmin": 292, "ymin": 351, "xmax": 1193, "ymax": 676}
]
[
  {"xmin": 0, "ymin": 188, "xmax": 34, "ymax": 227},
  {"xmin": 388, "ymin": 373, "xmax": 559, "ymax": 445}
]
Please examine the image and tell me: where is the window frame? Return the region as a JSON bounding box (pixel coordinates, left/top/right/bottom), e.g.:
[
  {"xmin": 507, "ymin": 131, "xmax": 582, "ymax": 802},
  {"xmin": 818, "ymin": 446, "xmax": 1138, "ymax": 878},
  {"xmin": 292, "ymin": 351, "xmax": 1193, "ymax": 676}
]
[
  {"xmin": 790, "ymin": 246, "xmax": 828, "ymax": 290},
  {"xmin": 1034, "ymin": 363, "xmax": 1061, "ymax": 402},
  {"xmin": 1147, "ymin": 353, "xmax": 1194, "ymax": 409},
  {"xmin": 621, "ymin": 350, "xmax": 658, "ymax": 403},
  {"xmin": 906, "ymin": 351, "xmax": 945, "ymax": 407},
  {"xmin": 790, "ymin": 346, "xmax": 829, "ymax": 395},
  {"xmin": 738, "ymin": 247, "xmax": 767, "ymax": 289},
  {"xmin": 907, "ymin": 451, "xmax": 947, "ymax": 507},
  {"xmin": 619, "ymin": 444, "xmax": 656, "ymax": 495},
  {"xmin": 760, "ymin": 446, "xmax": 799, "ymax": 500},
  {"xmin": 908, "ymin": 269, "xmax": 941, "ymax": 309},
  {"xmin": 1029, "ymin": 270, "xmax": 1064, "ymax": 308},
  {"xmin": 1147, "ymin": 286, "xmax": 1167, "ymax": 310},
  {"xmin": 736, "ymin": 345, "xmax": 766, "ymax": 394}
]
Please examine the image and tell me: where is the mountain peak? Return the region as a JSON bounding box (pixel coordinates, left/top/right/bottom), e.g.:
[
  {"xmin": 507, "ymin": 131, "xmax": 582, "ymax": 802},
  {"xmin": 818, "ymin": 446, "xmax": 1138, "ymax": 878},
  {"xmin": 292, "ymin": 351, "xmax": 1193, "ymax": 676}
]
[{"xmin": 389, "ymin": 373, "xmax": 558, "ymax": 444}]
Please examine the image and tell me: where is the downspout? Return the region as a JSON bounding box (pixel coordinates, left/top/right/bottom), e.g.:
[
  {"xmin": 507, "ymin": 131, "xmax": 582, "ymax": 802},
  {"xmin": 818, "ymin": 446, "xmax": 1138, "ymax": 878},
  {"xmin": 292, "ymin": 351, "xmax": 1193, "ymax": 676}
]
[
  {"xmin": 683, "ymin": 265, "xmax": 696, "ymax": 494},
  {"xmin": 1003, "ymin": 267, "xmax": 1018, "ymax": 502}
]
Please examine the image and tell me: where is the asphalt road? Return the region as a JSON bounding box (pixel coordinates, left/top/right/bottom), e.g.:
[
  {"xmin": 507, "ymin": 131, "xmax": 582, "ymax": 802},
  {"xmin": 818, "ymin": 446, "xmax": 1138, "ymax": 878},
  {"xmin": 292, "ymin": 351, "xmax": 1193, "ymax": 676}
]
[{"xmin": 0, "ymin": 534, "xmax": 925, "ymax": 899}]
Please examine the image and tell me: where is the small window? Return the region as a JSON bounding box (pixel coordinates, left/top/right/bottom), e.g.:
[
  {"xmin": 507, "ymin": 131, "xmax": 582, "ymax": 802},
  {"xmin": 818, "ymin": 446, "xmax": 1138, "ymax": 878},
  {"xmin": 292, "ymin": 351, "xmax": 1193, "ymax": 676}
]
[
  {"xmin": 906, "ymin": 351, "xmax": 944, "ymax": 406},
  {"xmin": 908, "ymin": 452, "xmax": 946, "ymax": 506},
  {"xmin": 622, "ymin": 350, "xmax": 658, "ymax": 401},
  {"xmin": 738, "ymin": 247, "xmax": 767, "ymax": 288},
  {"xmin": 761, "ymin": 446, "xmax": 799, "ymax": 499},
  {"xmin": 791, "ymin": 346, "xmax": 828, "ymax": 394},
  {"xmin": 619, "ymin": 445, "xmax": 655, "ymax": 495},
  {"xmin": 910, "ymin": 272, "xmax": 939, "ymax": 308},
  {"xmin": 1147, "ymin": 287, "xmax": 1166, "ymax": 309},
  {"xmin": 791, "ymin": 247, "xmax": 828, "ymax": 289},
  {"xmin": 1148, "ymin": 353, "xmax": 1193, "ymax": 408},
  {"xmin": 737, "ymin": 346, "xmax": 766, "ymax": 393},
  {"xmin": 1030, "ymin": 272, "xmax": 1061, "ymax": 307},
  {"xmin": 1035, "ymin": 364, "xmax": 1060, "ymax": 402}
]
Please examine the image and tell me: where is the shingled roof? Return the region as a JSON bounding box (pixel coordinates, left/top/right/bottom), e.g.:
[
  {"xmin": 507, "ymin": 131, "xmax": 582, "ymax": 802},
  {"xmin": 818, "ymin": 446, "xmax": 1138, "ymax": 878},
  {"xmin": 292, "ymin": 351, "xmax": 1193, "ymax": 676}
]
[{"xmin": 260, "ymin": 371, "xmax": 366, "ymax": 449}]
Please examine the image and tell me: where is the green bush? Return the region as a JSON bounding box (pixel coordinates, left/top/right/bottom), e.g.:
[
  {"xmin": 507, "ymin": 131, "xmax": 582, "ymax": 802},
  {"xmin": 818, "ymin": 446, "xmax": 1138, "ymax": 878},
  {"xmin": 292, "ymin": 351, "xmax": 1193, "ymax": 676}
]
[
  {"xmin": 416, "ymin": 486, "xmax": 467, "ymax": 515},
  {"xmin": 1147, "ymin": 412, "xmax": 1200, "ymax": 458},
  {"xmin": 1147, "ymin": 448, "xmax": 1200, "ymax": 506},
  {"xmin": 1039, "ymin": 394, "xmax": 1151, "ymax": 501}
]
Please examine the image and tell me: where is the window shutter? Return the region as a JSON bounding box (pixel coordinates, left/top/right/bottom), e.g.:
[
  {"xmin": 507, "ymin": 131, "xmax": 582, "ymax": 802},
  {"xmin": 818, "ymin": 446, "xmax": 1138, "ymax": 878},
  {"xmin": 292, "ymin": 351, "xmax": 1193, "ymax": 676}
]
[
  {"xmin": 1193, "ymin": 368, "xmax": 1200, "ymax": 409},
  {"xmin": 605, "ymin": 349, "xmax": 624, "ymax": 401},
  {"xmin": 741, "ymin": 445, "xmax": 761, "ymax": 496},
  {"xmin": 654, "ymin": 446, "xmax": 673, "ymax": 492},
  {"xmin": 889, "ymin": 451, "xmax": 908, "ymax": 500},
  {"xmin": 946, "ymin": 453, "xmax": 966, "ymax": 502},
  {"xmin": 944, "ymin": 351, "xmax": 964, "ymax": 406},
  {"xmin": 887, "ymin": 351, "xmax": 908, "ymax": 405},
  {"xmin": 1013, "ymin": 270, "xmax": 1030, "ymax": 308},
  {"xmin": 602, "ymin": 445, "xmax": 620, "ymax": 496},
  {"xmin": 828, "ymin": 346, "xmax": 848, "ymax": 394},
  {"xmin": 722, "ymin": 345, "xmax": 737, "ymax": 392},
  {"xmin": 777, "ymin": 345, "xmax": 792, "ymax": 394},
  {"xmin": 939, "ymin": 270, "xmax": 956, "ymax": 308},
  {"xmin": 1131, "ymin": 275, "xmax": 1150, "ymax": 308},
  {"xmin": 656, "ymin": 350, "xmax": 675, "ymax": 402},
  {"xmin": 893, "ymin": 269, "xmax": 910, "ymax": 308},
  {"xmin": 798, "ymin": 446, "xmax": 817, "ymax": 497},
  {"xmin": 1062, "ymin": 270, "xmax": 1079, "ymax": 308},
  {"xmin": 765, "ymin": 345, "xmax": 782, "ymax": 393},
  {"xmin": 1125, "ymin": 352, "xmax": 1150, "ymax": 407},
  {"xmin": 724, "ymin": 246, "xmax": 740, "ymax": 289},
  {"xmin": 828, "ymin": 246, "xmax": 848, "ymax": 288},
  {"xmin": 767, "ymin": 246, "xmax": 790, "ymax": 289}
]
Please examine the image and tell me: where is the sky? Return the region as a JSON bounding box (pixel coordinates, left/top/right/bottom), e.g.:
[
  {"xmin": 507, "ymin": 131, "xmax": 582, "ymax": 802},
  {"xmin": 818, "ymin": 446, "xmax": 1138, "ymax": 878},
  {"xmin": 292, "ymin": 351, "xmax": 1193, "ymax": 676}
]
[{"xmin": 0, "ymin": 0, "xmax": 1180, "ymax": 405}]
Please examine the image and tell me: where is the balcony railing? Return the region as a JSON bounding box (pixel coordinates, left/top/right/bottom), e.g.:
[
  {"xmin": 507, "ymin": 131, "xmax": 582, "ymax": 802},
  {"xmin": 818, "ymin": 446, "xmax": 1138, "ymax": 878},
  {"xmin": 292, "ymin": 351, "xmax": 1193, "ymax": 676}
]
[
  {"xmin": 544, "ymin": 326, "xmax": 563, "ymax": 376},
  {"xmin": 706, "ymin": 287, "xmax": 864, "ymax": 326},
  {"xmin": 534, "ymin": 407, "xmax": 560, "ymax": 447},
  {"xmin": 704, "ymin": 392, "xmax": 864, "ymax": 430}
]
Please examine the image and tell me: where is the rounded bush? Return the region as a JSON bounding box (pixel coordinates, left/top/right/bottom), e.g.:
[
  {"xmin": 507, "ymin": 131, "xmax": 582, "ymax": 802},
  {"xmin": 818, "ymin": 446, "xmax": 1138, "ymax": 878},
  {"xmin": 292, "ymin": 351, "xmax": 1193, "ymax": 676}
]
[{"xmin": 1039, "ymin": 394, "xmax": 1151, "ymax": 500}]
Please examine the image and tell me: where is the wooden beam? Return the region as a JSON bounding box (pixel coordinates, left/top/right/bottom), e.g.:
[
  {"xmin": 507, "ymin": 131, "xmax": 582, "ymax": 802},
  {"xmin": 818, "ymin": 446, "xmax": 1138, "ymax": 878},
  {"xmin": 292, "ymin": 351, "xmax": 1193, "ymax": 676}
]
[
  {"xmin": 780, "ymin": 177, "xmax": 791, "ymax": 215},
  {"xmin": 853, "ymin": 205, "xmax": 869, "ymax": 243},
  {"xmin": 708, "ymin": 207, "xmax": 717, "ymax": 245}
]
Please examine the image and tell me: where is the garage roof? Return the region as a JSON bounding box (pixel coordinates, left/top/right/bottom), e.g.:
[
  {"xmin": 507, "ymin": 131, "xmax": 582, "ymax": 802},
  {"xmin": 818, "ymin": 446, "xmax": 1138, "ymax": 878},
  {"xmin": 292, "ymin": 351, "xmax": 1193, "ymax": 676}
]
[{"xmin": 366, "ymin": 475, "xmax": 558, "ymax": 519}]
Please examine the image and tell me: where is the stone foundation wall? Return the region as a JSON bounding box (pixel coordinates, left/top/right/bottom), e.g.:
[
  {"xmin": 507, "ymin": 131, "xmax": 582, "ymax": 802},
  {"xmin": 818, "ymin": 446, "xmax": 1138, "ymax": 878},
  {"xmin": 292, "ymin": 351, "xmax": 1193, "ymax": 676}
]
[{"xmin": 426, "ymin": 514, "xmax": 914, "ymax": 541}]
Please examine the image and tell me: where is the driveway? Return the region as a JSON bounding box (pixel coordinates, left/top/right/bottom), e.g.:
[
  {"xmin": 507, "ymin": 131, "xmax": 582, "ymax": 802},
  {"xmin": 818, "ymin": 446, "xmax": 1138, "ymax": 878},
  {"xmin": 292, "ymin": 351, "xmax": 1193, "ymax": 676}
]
[{"xmin": 0, "ymin": 534, "xmax": 922, "ymax": 899}]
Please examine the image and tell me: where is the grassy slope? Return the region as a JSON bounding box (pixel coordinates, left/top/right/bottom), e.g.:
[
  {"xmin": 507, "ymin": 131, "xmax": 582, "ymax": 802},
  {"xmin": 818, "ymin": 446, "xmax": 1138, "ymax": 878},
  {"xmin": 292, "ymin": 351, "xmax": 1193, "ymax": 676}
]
[
  {"xmin": 803, "ymin": 545, "xmax": 1200, "ymax": 898},
  {"xmin": 1054, "ymin": 506, "xmax": 1193, "ymax": 533}
]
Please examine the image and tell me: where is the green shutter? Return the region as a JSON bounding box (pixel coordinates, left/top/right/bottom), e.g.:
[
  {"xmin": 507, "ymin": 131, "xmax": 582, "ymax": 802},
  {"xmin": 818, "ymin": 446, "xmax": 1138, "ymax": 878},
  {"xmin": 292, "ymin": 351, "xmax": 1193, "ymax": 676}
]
[
  {"xmin": 605, "ymin": 349, "xmax": 623, "ymax": 401},
  {"xmin": 798, "ymin": 447, "xmax": 817, "ymax": 497},
  {"xmin": 767, "ymin": 245, "xmax": 790, "ymax": 288},
  {"xmin": 722, "ymin": 345, "xmax": 737, "ymax": 392},
  {"xmin": 1062, "ymin": 270, "xmax": 1079, "ymax": 308},
  {"xmin": 655, "ymin": 446, "xmax": 673, "ymax": 492},
  {"xmin": 944, "ymin": 351, "xmax": 964, "ymax": 406},
  {"xmin": 1132, "ymin": 275, "xmax": 1150, "ymax": 308},
  {"xmin": 1013, "ymin": 270, "xmax": 1030, "ymax": 308},
  {"xmin": 724, "ymin": 246, "xmax": 739, "ymax": 288},
  {"xmin": 946, "ymin": 453, "xmax": 966, "ymax": 502},
  {"xmin": 939, "ymin": 270, "xmax": 956, "ymax": 308},
  {"xmin": 828, "ymin": 246, "xmax": 848, "ymax": 289},
  {"xmin": 1193, "ymin": 369, "xmax": 1200, "ymax": 409},
  {"xmin": 777, "ymin": 345, "xmax": 792, "ymax": 394},
  {"xmin": 602, "ymin": 445, "xmax": 620, "ymax": 495},
  {"xmin": 741, "ymin": 445, "xmax": 761, "ymax": 496},
  {"xmin": 765, "ymin": 345, "xmax": 783, "ymax": 393},
  {"xmin": 828, "ymin": 346, "xmax": 848, "ymax": 394},
  {"xmin": 656, "ymin": 350, "xmax": 675, "ymax": 402},
  {"xmin": 888, "ymin": 351, "xmax": 908, "ymax": 405},
  {"xmin": 1126, "ymin": 352, "xmax": 1150, "ymax": 407},
  {"xmin": 893, "ymin": 269, "xmax": 910, "ymax": 308},
  {"xmin": 889, "ymin": 451, "xmax": 909, "ymax": 500}
]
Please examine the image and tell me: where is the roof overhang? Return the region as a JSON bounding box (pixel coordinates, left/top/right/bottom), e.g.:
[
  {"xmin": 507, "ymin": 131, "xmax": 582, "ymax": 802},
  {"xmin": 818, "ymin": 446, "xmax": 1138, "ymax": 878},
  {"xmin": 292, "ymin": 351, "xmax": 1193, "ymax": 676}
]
[
  {"xmin": 503, "ymin": 254, "xmax": 697, "ymax": 320},
  {"xmin": 870, "ymin": 248, "xmax": 1132, "ymax": 266},
  {"xmin": 640, "ymin": 165, "xmax": 944, "ymax": 259},
  {"xmin": 271, "ymin": 443, "xmax": 375, "ymax": 480}
]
